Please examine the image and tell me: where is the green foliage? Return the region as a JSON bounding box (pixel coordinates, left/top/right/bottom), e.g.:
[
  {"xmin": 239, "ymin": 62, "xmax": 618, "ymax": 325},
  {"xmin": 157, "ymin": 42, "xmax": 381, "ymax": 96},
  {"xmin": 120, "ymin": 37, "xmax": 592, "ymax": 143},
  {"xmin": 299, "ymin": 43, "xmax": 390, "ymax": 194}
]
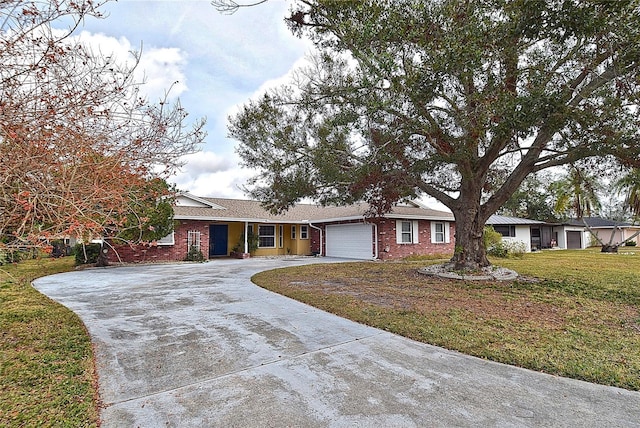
[
  {"xmin": 488, "ymin": 240, "xmax": 527, "ymax": 259},
  {"xmin": 0, "ymin": 249, "xmax": 25, "ymax": 265},
  {"xmin": 74, "ymin": 243, "xmax": 101, "ymax": 265},
  {"xmin": 498, "ymin": 174, "xmax": 559, "ymax": 222},
  {"xmin": 483, "ymin": 226, "xmax": 502, "ymax": 250},
  {"xmin": 487, "ymin": 243, "xmax": 508, "ymax": 258},
  {"xmin": 115, "ymin": 179, "xmax": 176, "ymax": 244},
  {"xmin": 484, "ymin": 226, "xmax": 526, "ymax": 258},
  {"xmin": 232, "ymin": 231, "xmax": 259, "ymax": 254},
  {"xmin": 230, "ymin": 0, "xmax": 640, "ymax": 268},
  {"xmin": 550, "ymin": 167, "xmax": 603, "ymax": 220},
  {"xmin": 615, "ymin": 168, "xmax": 640, "ymax": 219},
  {"xmin": 625, "ymin": 240, "xmax": 637, "ymax": 247},
  {"xmin": 185, "ymin": 245, "xmax": 204, "ymax": 262}
]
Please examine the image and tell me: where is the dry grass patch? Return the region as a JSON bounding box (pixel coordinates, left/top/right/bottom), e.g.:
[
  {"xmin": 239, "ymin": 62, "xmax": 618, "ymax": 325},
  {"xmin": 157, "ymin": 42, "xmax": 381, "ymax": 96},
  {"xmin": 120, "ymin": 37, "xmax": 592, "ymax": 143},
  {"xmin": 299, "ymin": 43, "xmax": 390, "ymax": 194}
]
[{"xmin": 253, "ymin": 251, "xmax": 640, "ymax": 391}]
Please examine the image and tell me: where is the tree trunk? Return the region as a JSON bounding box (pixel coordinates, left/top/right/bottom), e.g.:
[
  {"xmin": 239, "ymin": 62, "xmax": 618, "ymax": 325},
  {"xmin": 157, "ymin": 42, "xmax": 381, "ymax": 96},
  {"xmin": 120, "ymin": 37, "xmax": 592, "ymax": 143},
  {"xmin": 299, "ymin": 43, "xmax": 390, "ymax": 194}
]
[
  {"xmin": 96, "ymin": 243, "xmax": 109, "ymax": 267},
  {"xmin": 449, "ymin": 206, "xmax": 490, "ymax": 270}
]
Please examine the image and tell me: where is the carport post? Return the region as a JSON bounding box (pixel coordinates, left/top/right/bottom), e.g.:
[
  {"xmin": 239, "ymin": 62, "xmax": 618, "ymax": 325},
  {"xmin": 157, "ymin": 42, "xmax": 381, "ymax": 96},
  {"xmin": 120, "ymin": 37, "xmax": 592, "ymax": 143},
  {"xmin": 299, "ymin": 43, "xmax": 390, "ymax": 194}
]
[{"xmin": 244, "ymin": 221, "xmax": 249, "ymax": 254}]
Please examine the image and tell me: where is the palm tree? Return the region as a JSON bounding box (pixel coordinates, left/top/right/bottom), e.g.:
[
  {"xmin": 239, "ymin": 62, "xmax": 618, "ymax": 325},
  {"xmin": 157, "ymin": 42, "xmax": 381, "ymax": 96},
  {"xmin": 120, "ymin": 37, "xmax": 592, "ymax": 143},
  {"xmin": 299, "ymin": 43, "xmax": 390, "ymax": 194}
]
[
  {"xmin": 551, "ymin": 167, "xmax": 602, "ymax": 220},
  {"xmin": 550, "ymin": 166, "xmax": 626, "ymax": 251},
  {"xmin": 616, "ymin": 168, "xmax": 640, "ymax": 220}
]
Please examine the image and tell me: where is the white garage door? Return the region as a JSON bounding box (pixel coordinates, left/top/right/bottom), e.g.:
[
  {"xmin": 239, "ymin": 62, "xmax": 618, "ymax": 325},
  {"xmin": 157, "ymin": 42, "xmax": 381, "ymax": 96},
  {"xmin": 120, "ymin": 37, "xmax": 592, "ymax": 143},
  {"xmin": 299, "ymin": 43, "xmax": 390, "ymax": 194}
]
[{"xmin": 326, "ymin": 224, "xmax": 374, "ymax": 260}]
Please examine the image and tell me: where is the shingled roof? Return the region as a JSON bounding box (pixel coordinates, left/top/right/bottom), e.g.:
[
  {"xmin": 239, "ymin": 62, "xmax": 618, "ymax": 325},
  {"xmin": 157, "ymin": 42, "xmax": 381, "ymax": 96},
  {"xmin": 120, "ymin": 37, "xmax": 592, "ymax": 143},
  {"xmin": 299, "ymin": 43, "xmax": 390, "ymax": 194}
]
[
  {"xmin": 173, "ymin": 195, "xmax": 454, "ymax": 223},
  {"xmin": 563, "ymin": 217, "xmax": 636, "ymax": 228}
]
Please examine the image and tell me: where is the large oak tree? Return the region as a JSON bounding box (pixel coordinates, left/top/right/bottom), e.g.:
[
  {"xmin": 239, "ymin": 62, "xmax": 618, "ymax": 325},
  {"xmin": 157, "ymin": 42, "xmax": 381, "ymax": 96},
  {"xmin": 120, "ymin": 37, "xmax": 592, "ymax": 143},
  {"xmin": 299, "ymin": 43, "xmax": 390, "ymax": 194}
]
[
  {"xmin": 1, "ymin": 0, "xmax": 206, "ymax": 249},
  {"xmin": 228, "ymin": 0, "xmax": 640, "ymax": 269}
]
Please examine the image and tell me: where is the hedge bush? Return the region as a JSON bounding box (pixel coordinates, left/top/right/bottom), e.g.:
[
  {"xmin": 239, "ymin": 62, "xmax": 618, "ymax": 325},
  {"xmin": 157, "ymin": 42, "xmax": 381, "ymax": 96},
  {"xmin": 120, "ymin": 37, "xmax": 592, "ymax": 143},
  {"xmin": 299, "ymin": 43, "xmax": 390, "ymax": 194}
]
[{"xmin": 73, "ymin": 243, "xmax": 101, "ymax": 265}]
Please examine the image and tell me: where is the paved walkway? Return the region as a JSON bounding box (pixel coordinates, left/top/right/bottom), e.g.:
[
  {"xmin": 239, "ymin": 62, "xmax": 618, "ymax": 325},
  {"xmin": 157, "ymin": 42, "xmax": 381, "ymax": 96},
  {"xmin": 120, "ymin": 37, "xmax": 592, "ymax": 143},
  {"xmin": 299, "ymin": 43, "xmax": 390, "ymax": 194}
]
[{"xmin": 34, "ymin": 258, "xmax": 640, "ymax": 427}]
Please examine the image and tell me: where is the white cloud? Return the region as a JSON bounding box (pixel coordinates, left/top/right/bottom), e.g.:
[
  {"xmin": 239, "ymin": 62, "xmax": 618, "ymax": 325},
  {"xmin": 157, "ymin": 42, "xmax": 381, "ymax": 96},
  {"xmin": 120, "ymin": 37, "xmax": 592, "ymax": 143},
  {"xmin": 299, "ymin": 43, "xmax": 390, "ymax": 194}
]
[
  {"xmin": 170, "ymin": 151, "xmax": 254, "ymax": 198},
  {"xmin": 177, "ymin": 151, "xmax": 233, "ymax": 177},
  {"xmin": 74, "ymin": 30, "xmax": 188, "ymax": 101},
  {"xmin": 171, "ymin": 168, "xmax": 253, "ymax": 200},
  {"xmin": 137, "ymin": 47, "xmax": 188, "ymax": 100}
]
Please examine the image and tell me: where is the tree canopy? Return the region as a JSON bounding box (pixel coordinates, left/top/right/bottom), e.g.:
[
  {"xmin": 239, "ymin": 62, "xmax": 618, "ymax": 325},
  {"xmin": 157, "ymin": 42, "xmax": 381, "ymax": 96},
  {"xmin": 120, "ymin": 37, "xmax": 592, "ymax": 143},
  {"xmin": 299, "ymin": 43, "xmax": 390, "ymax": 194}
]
[
  {"xmin": 228, "ymin": 0, "xmax": 640, "ymax": 269},
  {"xmin": 1, "ymin": 0, "xmax": 206, "ymax": 248}
]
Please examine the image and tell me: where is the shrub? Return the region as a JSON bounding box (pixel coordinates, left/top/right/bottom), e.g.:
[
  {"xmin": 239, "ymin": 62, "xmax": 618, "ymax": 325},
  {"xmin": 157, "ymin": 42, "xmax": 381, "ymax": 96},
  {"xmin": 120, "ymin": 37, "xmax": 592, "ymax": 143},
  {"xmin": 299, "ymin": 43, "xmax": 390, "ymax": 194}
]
[
  {"xmin": 487, "ymin": 242, "xmax": 508, "ymax": 258},
  {"xmin": 74, "ymin": 243, "xmax": 101, "ymax": 265},
  {"xmin": 0, "ymin": 249, "xmax": 23, "ymax": 265},
  {"xmin": 483, "ymin": 226, "xmax": 502, "ymax": 250},
  {"xmin": 503, "ymin": 240, "xmax": 527, "ymax": 258},
  {"xmin": 625, "ymin": 240, "xmax": 637, "ymax": 247},
  {"xmin": 486, "ymin": 239, "xmax": 527, "ymax": 259},
  {"xmin": 185, "ymin": 245, "xmax": 205, "ymax": 262}
]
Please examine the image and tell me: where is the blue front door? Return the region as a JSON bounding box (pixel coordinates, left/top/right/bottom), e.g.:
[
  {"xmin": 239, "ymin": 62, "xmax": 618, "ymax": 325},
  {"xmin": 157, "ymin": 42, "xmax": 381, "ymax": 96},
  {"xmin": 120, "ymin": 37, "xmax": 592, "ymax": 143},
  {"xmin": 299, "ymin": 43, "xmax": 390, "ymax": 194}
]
[{"xmin": 209, "ymin": 224, "xmax": 228, "ymax": 257}]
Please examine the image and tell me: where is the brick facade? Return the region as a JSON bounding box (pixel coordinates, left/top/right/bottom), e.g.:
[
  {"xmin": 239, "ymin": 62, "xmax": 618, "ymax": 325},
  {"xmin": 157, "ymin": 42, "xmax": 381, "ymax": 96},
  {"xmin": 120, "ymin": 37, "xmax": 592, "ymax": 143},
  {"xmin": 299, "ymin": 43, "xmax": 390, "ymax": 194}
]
[
  {"xmin": 310, "ymin": 218, "xmax": 455, "ymax": 261},
  {"xmin": 108, "ymin": 218, "xmax": 455, "ymax": 263},
  {"xmin": 107, "ymin": 220, "xmax": 210, "ymax": 264},
  {"xmin": 374, "ymin": 218, "xmax": 455, "ymax": 260}
]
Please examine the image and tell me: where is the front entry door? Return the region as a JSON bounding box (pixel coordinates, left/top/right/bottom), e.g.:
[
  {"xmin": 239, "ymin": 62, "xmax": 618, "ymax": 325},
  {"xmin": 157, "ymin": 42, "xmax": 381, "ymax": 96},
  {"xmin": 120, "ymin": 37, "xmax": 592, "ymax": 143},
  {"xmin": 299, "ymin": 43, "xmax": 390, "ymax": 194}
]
[{"xmin": 209, "ymin": 224, "xmax": 229, "ymax": 257}]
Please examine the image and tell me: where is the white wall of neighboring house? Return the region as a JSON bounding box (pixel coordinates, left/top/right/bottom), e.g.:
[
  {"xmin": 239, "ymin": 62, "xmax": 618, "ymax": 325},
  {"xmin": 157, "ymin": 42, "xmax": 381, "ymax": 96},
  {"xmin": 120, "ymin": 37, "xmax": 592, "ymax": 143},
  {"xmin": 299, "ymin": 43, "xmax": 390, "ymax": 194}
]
[
  {"xmin": 501, "ymin": 225, "xmax": 533, "ymax": 252},
  {"xmin": 555, "ymin": 226, "xmax": 589, "ymax": 249}
]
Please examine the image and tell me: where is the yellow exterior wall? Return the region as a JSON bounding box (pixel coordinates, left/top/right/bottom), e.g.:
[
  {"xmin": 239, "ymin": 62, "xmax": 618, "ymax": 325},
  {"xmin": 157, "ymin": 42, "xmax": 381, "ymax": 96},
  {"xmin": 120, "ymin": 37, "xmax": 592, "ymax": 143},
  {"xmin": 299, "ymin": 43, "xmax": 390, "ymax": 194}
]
[
  {"xmin": 203, "ymin": 222, "xmax": 314, "ymax": 257},
  {"xmin": 239, "ymin": 223, "xmax": 311, "ymax": 257},
  {"xmin": 227, "ymin": 222, "xmax": 245, "ymax": 253}
]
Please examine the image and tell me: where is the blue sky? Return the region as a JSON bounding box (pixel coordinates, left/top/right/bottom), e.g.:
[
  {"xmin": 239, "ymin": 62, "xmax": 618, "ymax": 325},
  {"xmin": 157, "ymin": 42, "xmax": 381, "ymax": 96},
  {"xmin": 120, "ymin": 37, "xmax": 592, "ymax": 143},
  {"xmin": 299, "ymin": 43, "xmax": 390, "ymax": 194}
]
[{"xmin": 62, "ymin": 0, "xmax": 311, "ymax": 198}]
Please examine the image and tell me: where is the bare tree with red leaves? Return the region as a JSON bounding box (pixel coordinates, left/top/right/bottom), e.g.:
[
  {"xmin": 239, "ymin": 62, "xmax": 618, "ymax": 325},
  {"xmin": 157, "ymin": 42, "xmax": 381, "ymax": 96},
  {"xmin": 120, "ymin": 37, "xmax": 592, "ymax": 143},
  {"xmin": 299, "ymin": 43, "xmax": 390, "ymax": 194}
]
[{"xmin": 0, "ymin": 0, "xmax": 206, "ymax": 251}]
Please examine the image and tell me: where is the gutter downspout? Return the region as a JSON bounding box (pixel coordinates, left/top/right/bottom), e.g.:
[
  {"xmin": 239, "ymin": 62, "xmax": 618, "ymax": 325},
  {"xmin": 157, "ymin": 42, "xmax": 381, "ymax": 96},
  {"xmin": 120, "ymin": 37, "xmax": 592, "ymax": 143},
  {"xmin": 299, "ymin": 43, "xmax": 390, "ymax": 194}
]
[
  {"xmin": 308, "ymin": 222, "xmax": 323, "ymax": 256},
  {"xmin": 365, "ymin": 220, "xmax": 379, "ymax": 260}
]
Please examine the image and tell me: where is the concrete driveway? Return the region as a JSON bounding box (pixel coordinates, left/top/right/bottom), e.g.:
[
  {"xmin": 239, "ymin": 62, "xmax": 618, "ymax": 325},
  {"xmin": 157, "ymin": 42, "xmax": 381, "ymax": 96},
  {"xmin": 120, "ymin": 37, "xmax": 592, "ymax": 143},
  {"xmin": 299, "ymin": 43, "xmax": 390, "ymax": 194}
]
[{"xmin": 34, "ymin": 258, "xmax": 640, "ymax": 427}]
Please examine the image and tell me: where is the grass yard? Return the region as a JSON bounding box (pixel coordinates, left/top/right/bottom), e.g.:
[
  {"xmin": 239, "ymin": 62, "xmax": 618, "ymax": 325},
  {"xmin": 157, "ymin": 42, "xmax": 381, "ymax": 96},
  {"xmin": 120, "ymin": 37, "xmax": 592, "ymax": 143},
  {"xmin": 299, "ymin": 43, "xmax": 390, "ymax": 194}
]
[
  {"xmin": 0, "ymin": 257, "xmax": 98, "ymax": 427},
  {"xmin": 252, "ymin": 248, "xmax": 640, "ymax": 391}
]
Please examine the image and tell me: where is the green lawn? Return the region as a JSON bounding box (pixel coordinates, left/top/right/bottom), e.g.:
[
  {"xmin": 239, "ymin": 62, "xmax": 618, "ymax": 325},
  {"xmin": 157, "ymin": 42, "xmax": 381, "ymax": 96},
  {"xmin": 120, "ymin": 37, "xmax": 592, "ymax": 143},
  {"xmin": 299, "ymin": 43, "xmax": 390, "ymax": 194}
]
[
  {"xmin": 252, "ymin": 248, "xmax": 640, "ymax": 391},
  {"xmin": 0, "ymin": 257, "xmax": 98, "ymax": 428}
]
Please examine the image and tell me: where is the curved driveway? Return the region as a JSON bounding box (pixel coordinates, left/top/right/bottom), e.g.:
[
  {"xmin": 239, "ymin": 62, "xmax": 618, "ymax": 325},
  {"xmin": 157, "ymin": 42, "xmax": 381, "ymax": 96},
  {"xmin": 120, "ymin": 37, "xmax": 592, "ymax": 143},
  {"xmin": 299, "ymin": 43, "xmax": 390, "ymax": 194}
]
[{"xmin": 34, "ymin": 258, "xmax": 640, "ymax": 427}]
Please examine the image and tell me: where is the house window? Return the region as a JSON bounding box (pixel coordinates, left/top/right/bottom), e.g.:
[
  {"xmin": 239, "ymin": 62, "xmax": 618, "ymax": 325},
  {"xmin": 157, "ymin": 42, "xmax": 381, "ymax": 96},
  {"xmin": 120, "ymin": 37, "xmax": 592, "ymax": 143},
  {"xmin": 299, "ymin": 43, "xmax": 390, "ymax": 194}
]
[
  {"xmin": 157, "ymin": 232, "xmax": 175, "ymax": 246},
  {"xmin": 494, "ymin": 225, "xmax": 516, "ymax": 237},
  {"xmin": 258, "ymin": 225, "xmax": 276, "ymax": 248},
  {"xmin": 401, "ymin": 221, "xmax": 413, "ymax": 243},
  {"xmin": 396, "ymin": 220, "xmax": 419, "ymax": 244},
  {"xmin": 434, "ymin": 223, "xmax": 445, "ymax": 243},
  {"xmin": 187, "ymin": 230, "xmax": 201, "ymax": 250},
  {"xmin": 300, "ymin": 225, "xmax": 309, "ymax": 239},
  {"xmin": 291, "ymin": 225, "xmax": 296, "ymax": 239},
  {"xmin": 430, "ymin": 221, "xmax": 449, "ymax": 244},
  {"xmin": 279, "ymin": 225, "xmax": 284, "ymax": 248},
  {"xmin": 396, "ymin": 220, "xmax": 420, "ymax": 244}
]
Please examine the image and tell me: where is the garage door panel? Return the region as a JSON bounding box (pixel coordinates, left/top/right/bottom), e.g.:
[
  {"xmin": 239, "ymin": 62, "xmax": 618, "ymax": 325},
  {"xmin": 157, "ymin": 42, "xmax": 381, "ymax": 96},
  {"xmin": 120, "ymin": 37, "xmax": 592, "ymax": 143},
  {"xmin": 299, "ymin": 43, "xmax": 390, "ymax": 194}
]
[
  {"xmin": 326, "ymin": 224, "xmax": 373, "ymax": 260},
  {"xmin": 567, "ymin": 231, "xmax": 582, "ymax": 249}
]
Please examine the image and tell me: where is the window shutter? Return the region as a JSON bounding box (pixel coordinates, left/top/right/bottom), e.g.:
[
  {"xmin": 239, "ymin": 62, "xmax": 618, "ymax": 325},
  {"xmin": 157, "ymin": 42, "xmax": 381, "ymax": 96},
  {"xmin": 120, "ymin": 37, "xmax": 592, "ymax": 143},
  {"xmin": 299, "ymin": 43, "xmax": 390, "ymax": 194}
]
[
  {"xmin": 430, "ymin": 222, "xmax": 436, "ymax": 243},
  {"xmin": 445, "ymin": 222, "xmax": 451, "ymax": 243},
  {"xmin": 412, "ymin": 220, "xmax": 419, "ymax": 244},
  {"xmin": 396, "ymin": 220, "xmax": 403, "ymax": 244}
]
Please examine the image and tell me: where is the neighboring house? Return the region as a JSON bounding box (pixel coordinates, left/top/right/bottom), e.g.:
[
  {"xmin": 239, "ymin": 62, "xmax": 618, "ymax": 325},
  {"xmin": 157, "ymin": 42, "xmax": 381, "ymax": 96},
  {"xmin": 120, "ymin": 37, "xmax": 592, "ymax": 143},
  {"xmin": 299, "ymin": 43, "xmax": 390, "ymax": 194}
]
[
  {"xmin": 486, "ymin": 214, "xmax": 640, "ymax": 251},
  {"xmin": 559, "ymin": 217, "xmax": 640, "ymax": 249},
  {"xmin": 108, "ymin": 194, "xmax": 456, "ymax": 263},
  {"xmin": 486, "ymin": 214, "xmax": 549, "ymax": 252}
]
